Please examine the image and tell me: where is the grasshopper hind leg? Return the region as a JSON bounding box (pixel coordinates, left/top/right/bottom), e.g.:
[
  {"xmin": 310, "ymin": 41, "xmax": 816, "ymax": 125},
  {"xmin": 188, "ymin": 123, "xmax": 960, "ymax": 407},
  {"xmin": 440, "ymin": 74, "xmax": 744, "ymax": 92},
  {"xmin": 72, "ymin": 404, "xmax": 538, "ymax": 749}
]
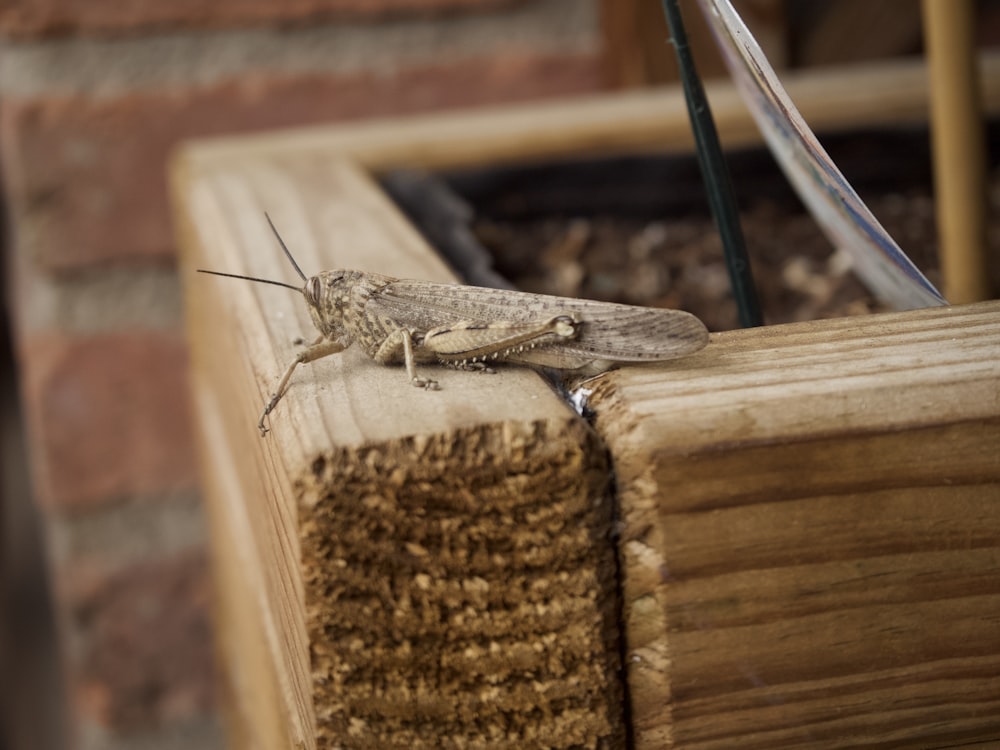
[
  {"xmin": 446, "ymin": 361, "xmax": 497, "ymax": 374},
  {"xmin": 421, "ymin": 315, "xmax": 580, "ymax": 369}
]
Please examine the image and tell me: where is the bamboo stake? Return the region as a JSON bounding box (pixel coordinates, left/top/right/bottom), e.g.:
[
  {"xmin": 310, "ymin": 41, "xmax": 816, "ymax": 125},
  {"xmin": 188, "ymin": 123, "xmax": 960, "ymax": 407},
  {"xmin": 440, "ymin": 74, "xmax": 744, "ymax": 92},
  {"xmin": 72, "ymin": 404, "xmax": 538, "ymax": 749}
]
[{"xmin": 922, "ymin": 0, "xmax": 991, "ymax": 303}]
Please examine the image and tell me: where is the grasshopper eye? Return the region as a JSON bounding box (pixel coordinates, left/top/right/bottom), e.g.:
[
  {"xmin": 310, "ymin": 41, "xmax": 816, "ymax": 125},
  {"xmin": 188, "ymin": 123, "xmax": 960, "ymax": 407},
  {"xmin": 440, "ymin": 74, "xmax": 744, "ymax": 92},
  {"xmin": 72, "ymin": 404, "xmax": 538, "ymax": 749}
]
[{"xmin": 305, "ymin": 277, "xmax": 322, "ymax": 306}]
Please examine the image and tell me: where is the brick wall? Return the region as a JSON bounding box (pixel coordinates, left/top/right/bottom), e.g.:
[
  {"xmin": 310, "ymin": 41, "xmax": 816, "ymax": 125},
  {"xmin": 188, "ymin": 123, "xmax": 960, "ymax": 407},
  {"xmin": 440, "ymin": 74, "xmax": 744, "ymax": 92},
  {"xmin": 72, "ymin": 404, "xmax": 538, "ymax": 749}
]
[{"xmin": 0, "ymin": 1, "xmax": 605, "ymax": 747}]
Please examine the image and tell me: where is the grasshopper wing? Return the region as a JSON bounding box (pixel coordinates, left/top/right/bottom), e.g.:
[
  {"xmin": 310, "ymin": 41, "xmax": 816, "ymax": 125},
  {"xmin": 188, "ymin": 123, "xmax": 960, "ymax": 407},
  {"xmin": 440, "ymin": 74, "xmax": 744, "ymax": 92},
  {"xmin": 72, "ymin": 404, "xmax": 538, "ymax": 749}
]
[{"xmin": 367, "ymin": 280, "xmax": 709, "ymax": 367}]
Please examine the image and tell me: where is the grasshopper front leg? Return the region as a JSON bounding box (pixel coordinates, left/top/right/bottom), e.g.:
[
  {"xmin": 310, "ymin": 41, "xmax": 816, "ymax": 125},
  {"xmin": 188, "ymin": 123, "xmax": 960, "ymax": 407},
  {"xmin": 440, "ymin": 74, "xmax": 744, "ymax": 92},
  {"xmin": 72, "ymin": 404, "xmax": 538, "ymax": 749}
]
[{"xmin": 259, "ymin": 337, "xmax": 346, "ymax": 435}]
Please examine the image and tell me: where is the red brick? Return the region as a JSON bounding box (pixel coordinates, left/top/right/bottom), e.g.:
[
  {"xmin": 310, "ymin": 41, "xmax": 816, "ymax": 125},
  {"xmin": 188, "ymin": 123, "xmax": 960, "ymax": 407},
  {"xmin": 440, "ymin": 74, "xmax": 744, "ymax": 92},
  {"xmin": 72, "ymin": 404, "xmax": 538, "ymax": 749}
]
[
  {"xmin": 0, "ymin": 0, "xmax": 520, "ymax": 37},
  {"xmin": 19, "ymin": 331, "xmax": 197, "ymax": 509},
  {"xmin": 1, "ymin": 51, "xmax": 603, "ymax": 272},
  {"xmin": 63, "ymin": 549, "xmax": 215, "ymax": 731}
]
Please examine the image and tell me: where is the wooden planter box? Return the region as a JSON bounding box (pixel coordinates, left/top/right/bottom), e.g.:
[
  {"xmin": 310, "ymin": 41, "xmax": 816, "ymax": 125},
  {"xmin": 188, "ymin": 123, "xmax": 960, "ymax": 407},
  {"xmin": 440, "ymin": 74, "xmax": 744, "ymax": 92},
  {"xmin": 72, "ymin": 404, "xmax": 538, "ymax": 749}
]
[{"xmin": 173, "ymin": 56, "xmax": 1000, "ymax": 749}]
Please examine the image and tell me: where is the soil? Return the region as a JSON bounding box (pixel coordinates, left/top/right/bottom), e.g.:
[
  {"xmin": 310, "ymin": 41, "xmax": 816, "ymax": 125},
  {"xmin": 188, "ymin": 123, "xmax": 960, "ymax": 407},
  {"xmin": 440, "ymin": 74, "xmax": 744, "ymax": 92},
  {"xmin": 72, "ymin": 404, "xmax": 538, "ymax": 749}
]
[
  {"xmin": 470, "ymin": 191, "xmax": 940, "ymax": 332},
  {"xmin": 425, "ymin": 126, "xmax": 999, "ymax": 332}
]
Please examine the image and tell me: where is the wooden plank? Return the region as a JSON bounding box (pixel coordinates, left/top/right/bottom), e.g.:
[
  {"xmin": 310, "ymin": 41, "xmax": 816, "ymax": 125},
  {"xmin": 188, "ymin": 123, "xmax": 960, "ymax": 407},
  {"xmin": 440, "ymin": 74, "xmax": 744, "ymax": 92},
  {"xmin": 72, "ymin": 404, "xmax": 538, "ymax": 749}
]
[
  {"xmin": 923, "ymin": 0, "xmax": 992, "ymax": 303},
  {"xmin": 797, "ymin": 0, "xmax": 923, "ymax": 67},
  {"xmin": 177, "ymin": 51, "xmax": 1000, "ymax": 173},
  {"xmin": 586, "ymin": 301, "xmax": 1000, "ymax": 748},
  {"xmin": 173, "ymin": 153, "xmax": 626, "ymax": 747},
  {"xmin": 600, "ymin": 0, "xmax": 648, "ymax": 87},
  {"xmin": 601, "ymin": 0, "xmax": 788, "ymax": 88}
]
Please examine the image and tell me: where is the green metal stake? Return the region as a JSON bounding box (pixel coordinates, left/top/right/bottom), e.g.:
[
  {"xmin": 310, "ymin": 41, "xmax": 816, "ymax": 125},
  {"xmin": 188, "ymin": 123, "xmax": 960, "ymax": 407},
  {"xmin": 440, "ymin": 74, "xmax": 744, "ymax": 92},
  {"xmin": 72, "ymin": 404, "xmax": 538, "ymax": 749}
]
[{"xmin": 661, "ymin": 0, "xmax": 762, "ymax": 327}]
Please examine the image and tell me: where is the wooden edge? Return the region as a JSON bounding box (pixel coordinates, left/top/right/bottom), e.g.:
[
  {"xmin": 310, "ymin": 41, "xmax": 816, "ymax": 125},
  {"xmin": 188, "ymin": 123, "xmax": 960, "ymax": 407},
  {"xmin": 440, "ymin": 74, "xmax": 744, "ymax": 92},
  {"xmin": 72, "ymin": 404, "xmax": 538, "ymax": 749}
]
[
  {"xmin": 175, "ymin": 51, "xmax": 1000, "ymax": 174},
  {"xmin": 172, "ymin": 155, "xmax": 317, "ymax": 748},
  {"xmin": 590, "ymin": 300, "xmax": 1000, "ymax": 451}
]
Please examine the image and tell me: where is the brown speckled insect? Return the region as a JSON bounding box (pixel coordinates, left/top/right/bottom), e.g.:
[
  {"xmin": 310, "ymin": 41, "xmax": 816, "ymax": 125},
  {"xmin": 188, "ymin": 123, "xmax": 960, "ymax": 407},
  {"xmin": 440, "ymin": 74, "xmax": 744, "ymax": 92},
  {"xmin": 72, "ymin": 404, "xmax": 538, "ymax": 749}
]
[{"xmin": 200, "ymin": 215, "xmax": 709, "ymax": 435}]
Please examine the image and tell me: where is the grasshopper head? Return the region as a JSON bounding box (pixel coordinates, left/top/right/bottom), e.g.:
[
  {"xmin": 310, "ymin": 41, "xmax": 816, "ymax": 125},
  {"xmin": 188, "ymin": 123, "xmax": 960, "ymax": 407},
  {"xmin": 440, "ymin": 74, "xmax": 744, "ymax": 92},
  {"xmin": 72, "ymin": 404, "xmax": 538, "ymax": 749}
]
[
  {"xmin": 302, "ymin": 270, "xmax": 359, "ymax": 342},
  {"xmin": 197, "ymin": 215, "xmax": 364, "ymax": 345}
]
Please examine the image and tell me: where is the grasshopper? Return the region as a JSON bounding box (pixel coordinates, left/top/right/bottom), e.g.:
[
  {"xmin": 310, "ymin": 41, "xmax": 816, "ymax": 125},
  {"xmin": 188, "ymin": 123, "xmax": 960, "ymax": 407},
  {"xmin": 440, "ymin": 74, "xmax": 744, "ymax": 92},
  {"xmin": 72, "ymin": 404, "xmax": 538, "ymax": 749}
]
[{"xmin": 199, "ymin": 216, "xmax": 709, "ymax": 435}]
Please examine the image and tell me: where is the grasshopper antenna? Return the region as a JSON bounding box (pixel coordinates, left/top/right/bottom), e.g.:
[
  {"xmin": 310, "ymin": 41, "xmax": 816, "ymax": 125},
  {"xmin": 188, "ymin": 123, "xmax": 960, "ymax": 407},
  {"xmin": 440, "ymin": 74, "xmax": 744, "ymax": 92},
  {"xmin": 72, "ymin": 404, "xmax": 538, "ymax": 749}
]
[
  {"xmin": 196, "ymin": 213, "xmax": 309, "ymax": 290},
  {"xmin": 195, "ymin": 269, "xmax": 301, "ymax": 291},
  {"xmin": 264, "ymin": 212, "xmax": 308, "ymax": 283}
]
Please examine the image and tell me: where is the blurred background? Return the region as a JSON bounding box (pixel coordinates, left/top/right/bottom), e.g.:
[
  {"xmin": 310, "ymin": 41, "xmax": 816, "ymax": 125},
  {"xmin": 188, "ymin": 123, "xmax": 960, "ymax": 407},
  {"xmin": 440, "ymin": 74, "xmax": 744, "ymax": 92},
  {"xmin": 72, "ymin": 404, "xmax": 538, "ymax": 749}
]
[{"xmin": 1, "ymin": 1, "xmax": 998, "ymax": 748}]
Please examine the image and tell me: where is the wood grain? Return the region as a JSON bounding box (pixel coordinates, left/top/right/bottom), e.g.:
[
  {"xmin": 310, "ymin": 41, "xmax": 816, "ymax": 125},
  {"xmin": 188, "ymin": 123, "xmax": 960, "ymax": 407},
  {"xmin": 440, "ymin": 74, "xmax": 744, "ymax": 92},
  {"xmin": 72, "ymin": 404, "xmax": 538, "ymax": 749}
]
[
  {"xmin": 587, "ymin": 301, "xmax": 1000, "ymax": 749},
  {"xmin": 174, "ymin": 154, "xmax": 625, "ymax": 748}
]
